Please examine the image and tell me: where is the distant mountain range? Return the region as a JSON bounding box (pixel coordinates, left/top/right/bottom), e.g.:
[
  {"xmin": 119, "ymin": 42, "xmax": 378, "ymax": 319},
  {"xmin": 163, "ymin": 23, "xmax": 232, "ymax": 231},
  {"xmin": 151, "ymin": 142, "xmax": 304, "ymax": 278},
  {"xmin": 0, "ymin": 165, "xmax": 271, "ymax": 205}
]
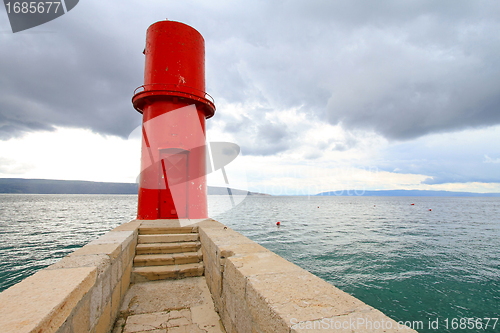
[
  {"xmin": 316, "ymin": 189, "xmax": 500, "ymax": 197},
  {"xmin": 0, "ymin": 178, "xmax": 266, "ymax": 196},
  {"xmin": 2, "ymin": 179, "xmax": 497, "ymax": 197}
]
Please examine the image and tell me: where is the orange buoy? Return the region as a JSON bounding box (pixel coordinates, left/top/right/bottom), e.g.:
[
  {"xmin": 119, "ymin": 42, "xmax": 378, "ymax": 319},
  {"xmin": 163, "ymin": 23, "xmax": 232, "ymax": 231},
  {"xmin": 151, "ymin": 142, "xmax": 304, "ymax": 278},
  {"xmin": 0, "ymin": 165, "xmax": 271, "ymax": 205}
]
[
  {"xmin": 276, "ymin": 221, "xmax": 280, "ymax": 226},
  {"xmin": 411, "ymin": 203, "xmax": 415, "ymax": 205},
  {"xmin": 429, "ymin": 209, "xmax": 432, "ymax": 211}
]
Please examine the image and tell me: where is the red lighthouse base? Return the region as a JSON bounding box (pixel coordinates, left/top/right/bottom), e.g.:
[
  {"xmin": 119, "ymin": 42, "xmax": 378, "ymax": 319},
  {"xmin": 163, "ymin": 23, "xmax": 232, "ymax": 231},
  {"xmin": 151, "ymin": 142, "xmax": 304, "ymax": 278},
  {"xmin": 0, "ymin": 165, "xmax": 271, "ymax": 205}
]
[{"xmin": 136, "ymin": 102, "xmax": 207, "ymax": 220}]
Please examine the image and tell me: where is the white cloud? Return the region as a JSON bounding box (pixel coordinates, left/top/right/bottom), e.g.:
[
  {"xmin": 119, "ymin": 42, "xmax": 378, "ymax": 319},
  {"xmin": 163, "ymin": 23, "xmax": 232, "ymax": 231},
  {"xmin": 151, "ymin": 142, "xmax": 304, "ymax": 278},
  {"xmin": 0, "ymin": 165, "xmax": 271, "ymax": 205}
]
[
  {"xmin": 0, "ymin": 127, "xmax": 141, "ymax": 183},
  {"xmin": 484, "ymin": 155, "xmax": 500, "ymax": 164}
]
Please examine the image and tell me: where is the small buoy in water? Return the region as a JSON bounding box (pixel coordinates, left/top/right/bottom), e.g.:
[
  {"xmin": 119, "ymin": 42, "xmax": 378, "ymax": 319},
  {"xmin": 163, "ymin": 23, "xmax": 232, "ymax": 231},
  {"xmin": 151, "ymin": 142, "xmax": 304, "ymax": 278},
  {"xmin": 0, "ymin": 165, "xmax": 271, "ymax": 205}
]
[
  {"xmin": 317, "ymin": 206, "xmax": 319, "ymax": 208},
  {"xmin": 276, "ymin": 221, "xmax": 280, "ymax": 226},
  {"xmin": 374, "ymin": 205, "xmax": 376, "ymax": 207},
  {"xmin": 411, "ymin": 203, "xmax": 415, "ymax": 206},
  {"xmin": 429, "ymin": 208, "xmax": 432, "ymax": 211}
]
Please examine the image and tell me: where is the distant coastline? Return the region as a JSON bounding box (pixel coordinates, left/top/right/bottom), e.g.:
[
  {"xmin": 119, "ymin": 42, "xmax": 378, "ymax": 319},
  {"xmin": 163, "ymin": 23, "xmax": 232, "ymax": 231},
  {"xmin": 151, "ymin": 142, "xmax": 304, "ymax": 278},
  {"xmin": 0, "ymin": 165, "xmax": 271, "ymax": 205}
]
[
  {"xmin": 1, "ymin": 178, "xmax": 498, "ymax": 197},
  {"xmin": 316, "ymin": 189, "xmax": 500, "ymax": 197},
  {"xmin": 0, "ymin": 178, "xmax": 267, "ymax": 196}
]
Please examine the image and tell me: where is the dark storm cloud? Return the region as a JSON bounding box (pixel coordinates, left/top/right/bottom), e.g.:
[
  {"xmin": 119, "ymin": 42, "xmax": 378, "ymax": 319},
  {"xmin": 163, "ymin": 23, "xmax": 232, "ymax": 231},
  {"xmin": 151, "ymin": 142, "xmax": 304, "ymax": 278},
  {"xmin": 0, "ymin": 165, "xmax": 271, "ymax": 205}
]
[
  {"xmin": 199, "ymin": 0, "xmax": 500, "ymax": 141},
  {"xmin": 2, "ymin": 0, "xmax": 500, "ymax": 146},
  {"xmin": 0, "ymin": 2, "xmax": 145, "ymax": 139},
  {"xmin": 220, "ymin": 113, "xmax": 293, "ymax": 156}
]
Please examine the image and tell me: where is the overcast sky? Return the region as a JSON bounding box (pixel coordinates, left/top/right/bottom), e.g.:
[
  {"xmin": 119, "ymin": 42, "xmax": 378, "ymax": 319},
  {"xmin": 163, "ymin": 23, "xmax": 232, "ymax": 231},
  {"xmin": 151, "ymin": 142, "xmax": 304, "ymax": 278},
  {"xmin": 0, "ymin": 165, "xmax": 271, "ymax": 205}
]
[{"xmin": 1, "ymin": 0, "xmax": 500, "ymax": 194}]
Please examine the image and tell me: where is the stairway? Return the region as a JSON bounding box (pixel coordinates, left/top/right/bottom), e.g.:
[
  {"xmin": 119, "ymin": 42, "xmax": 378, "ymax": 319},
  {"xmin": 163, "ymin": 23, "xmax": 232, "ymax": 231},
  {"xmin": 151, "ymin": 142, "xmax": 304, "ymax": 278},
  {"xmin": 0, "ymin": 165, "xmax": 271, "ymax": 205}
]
[{"xmin": 131, "ymin": 226, "xmax": 204, "ymax": 283}]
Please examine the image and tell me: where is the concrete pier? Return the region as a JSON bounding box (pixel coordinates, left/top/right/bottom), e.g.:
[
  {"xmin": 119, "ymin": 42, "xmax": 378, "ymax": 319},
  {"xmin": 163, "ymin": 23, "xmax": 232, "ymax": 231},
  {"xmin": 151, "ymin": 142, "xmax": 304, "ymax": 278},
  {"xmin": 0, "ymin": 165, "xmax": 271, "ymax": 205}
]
[
  {"xmin": 0, "ymin": 218, "xmax": 418, "ymax": 333},
  {"xmin": 114, "ymin": 277, "xmax": 223, "ymax": 333}
]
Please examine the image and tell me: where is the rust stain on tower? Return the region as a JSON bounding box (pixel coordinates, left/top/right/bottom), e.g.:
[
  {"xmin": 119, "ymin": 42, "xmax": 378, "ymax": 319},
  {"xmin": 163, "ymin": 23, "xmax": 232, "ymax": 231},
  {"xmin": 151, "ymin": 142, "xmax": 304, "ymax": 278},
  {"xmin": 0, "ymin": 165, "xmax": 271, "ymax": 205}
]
[{"xmin": 132, "ymin": 20, "xmax": 215, "ymax": 220}]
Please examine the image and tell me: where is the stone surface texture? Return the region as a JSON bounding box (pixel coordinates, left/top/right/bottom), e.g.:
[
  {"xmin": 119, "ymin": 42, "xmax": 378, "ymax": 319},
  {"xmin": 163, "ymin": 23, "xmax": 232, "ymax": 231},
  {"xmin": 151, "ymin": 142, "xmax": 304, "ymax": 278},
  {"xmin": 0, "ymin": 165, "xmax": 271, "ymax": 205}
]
[
  {"xmin": 0, "ymin": 267, "xmax": 96, "ymax": 333},
  {"xmin": 114, "ymin": 277, "xmax": 224, "ymax": 333},
  {"xmin": 131, "ymin": 223, "xmax": 205, "ymax": 283}
]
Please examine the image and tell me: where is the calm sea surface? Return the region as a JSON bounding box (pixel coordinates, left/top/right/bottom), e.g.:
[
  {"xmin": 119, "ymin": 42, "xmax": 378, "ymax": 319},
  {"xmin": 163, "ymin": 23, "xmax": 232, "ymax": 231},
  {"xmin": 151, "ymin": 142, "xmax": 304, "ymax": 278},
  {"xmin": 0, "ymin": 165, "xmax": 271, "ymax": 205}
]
[{"xmin": 1, "ymin": 194, "xmax": 499, "ymax": 332}]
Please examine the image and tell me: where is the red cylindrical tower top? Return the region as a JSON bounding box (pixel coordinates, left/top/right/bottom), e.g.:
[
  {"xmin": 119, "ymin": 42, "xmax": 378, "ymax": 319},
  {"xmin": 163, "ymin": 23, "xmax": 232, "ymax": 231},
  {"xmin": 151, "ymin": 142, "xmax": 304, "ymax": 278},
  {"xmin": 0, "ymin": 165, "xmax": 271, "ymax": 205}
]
[
  {"xmin": 145, "ymin": 21, "xmax": 205, "ymax": 90},
  {"xmin": 132, "ymin": 20, "xmax": 215, "ymax": 118}
]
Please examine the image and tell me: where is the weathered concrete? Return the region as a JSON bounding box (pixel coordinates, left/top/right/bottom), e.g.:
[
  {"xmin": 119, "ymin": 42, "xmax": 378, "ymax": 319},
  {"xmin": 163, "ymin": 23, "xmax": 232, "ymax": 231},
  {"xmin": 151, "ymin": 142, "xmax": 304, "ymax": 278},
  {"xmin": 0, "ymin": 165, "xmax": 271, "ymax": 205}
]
[
  {"xmin": 134, "ymin": 251, "xmax": 202, "ymax": 267},
  {"xmin": 131, "ymin": 224, "xmax": 205, "ymax": 283},
  {"xmin": 113, "ymin": 277, "xmax": 224, "ymax": 333},
  {"xmin": 0, "ymin": 267, "xmax": 96, "ymax": 333},
  {"xmin": 132, "ymin": 263, "xmax": 204, "ymax": 282},
  {"xmin": 135, "ymin": 241, "xmax": 200, "ymax": 255},
  {"xmin": 138, "ymin": 234, "xmax": 199, "ymax": 244},
  {"xmin": 139, "ymin": 218, "xmax": 206, "ymax": 229}
]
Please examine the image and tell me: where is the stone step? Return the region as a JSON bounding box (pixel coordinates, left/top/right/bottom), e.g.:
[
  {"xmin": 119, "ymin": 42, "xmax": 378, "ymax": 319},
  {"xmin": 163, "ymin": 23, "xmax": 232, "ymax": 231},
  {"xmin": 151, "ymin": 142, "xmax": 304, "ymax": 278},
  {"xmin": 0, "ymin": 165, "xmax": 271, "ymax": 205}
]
[
  {"xmin": 135, "ymin": 241, "xmax": 200, "ymax": 255},
  {"xmin": 131, "ymin": 263, "xmax": 204, "ymax": 282},
  {"xmin": 134, "ymin": 251, "xmax": 202, "ymax": 267},
  {"xmin": 138, "ymin": 233, "xmax": 199, "ymax": 244},
  {"xmin": 138, "ymin": 226, "xmax": 198, "ymax": 235}
]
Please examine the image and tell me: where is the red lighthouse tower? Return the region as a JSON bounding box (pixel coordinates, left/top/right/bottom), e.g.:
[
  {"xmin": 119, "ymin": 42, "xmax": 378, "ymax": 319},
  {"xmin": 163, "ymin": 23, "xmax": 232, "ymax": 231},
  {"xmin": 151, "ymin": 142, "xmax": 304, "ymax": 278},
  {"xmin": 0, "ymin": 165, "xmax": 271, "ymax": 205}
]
[{"xmin": 132, "ymin": 20, "xmax": 215, "ymax": 220}]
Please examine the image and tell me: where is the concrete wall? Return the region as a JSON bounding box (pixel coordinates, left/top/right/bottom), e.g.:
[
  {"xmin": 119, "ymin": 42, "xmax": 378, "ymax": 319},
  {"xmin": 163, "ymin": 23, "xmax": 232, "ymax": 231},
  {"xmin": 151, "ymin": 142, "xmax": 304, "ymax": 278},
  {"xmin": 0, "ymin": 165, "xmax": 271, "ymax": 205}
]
[
  {"xmin": 0, "ymin": 220, "xmax": 140, "ymax": 333},
  {"xmin": 198, "ymin": 219, "xmax": 418, "ymax": 333}
]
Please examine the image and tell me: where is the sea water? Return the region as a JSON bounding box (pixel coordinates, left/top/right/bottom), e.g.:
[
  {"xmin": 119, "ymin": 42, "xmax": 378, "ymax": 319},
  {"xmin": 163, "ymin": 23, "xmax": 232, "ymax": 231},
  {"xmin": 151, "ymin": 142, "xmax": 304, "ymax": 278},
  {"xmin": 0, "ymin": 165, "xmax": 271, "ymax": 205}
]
[
  {"xmin": 0, "ymin": 194, "xmax": 499, "ymax": 332},
  {"xmin": 213, "ymin": 196, "xmax": 500, "ymax": 333},
  {"xmin": 0, "ymin": 194, "xmax": 137, "ymax": 291}
]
